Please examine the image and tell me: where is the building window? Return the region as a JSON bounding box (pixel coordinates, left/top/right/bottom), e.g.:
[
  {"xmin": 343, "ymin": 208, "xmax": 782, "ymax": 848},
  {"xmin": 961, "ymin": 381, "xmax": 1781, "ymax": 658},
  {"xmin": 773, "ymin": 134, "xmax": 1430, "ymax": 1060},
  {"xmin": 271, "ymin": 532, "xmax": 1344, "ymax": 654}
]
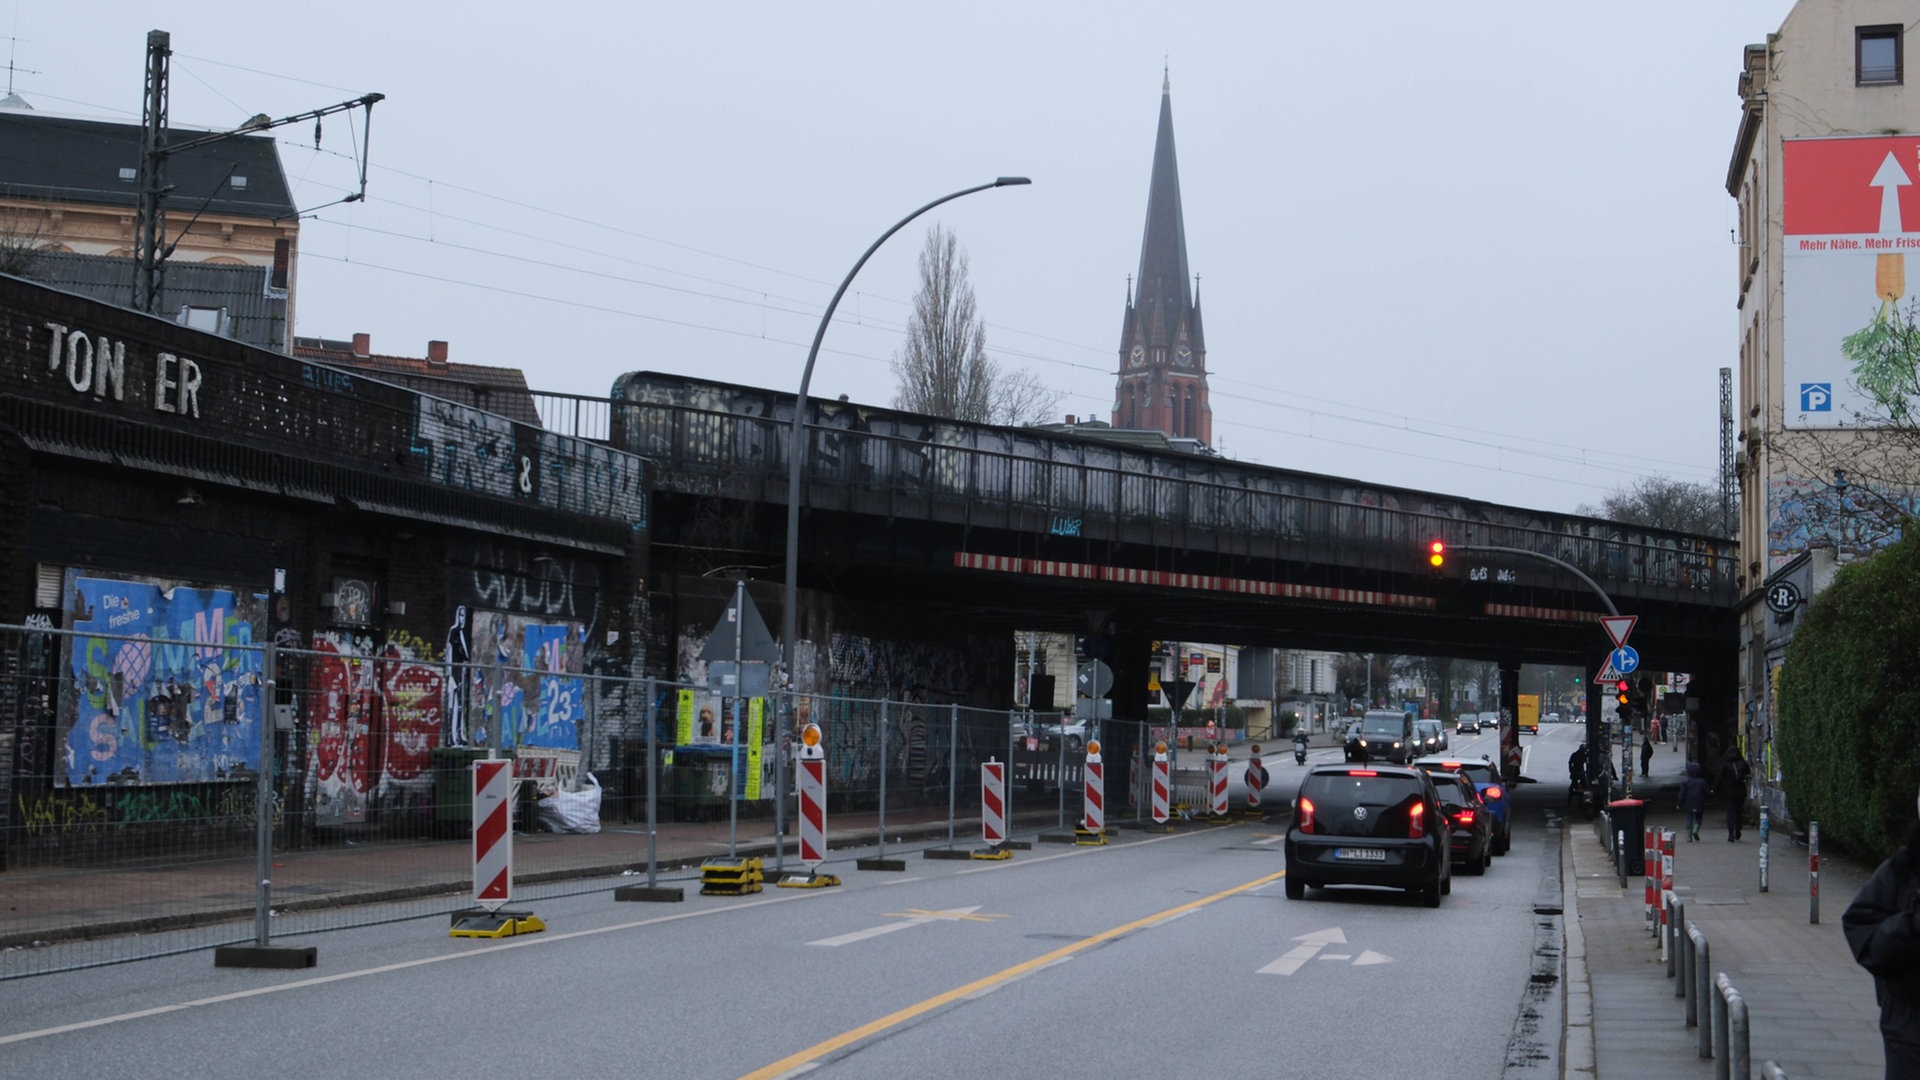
[{"xmin": 1858, "ymin": 25, "xmax": 1902, "ymax": 86}]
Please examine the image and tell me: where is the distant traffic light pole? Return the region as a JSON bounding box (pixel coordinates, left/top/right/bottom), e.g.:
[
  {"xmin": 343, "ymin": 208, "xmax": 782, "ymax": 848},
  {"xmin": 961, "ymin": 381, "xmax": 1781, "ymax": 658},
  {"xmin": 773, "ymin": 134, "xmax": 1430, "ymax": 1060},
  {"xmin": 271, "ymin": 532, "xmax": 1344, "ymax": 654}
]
[{"xmin": 1426, "ymin": 541, "xmax": 1621, "ymax": 786}]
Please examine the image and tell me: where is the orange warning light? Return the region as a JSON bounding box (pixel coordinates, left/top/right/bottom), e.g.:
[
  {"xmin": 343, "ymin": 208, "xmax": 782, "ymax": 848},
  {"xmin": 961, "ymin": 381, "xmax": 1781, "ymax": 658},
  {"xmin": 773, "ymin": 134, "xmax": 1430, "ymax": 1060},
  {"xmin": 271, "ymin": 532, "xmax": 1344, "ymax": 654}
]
[{"xmin": 800, "ymin": 723, "xmax": 822, "ymax": 748}]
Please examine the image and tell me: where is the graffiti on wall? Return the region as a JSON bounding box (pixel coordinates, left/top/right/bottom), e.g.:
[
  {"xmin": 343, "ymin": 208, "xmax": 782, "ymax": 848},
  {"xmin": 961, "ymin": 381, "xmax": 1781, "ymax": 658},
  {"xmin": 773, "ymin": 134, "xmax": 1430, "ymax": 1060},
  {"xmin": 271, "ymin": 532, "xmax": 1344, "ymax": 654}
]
[
  {"xmin": 307, "ymin": 631, "xmax": 376, "ymax": 827},
  {"xmin": 1768, "ymin": 474, "xmax": 1912, "ymax": 570},
  {"xmin": 58, "ymin": 574, "xmax": 266, "ymax": 786},
  {"xmin": 413, "ymin": 397, "xmax": 647, "ymax": 527},
  {"xmin": 375, "ymin": 632, "xmax": 445, "ymax": 810}
]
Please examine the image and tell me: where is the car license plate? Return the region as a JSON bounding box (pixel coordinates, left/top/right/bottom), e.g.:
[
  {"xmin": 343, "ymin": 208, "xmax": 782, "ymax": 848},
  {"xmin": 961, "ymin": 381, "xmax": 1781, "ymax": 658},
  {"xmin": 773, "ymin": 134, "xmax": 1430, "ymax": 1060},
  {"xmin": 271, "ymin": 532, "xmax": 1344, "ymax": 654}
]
[{"xmin": 1333, "ymin": 847, "xmax": 1386, "ymax": 861}]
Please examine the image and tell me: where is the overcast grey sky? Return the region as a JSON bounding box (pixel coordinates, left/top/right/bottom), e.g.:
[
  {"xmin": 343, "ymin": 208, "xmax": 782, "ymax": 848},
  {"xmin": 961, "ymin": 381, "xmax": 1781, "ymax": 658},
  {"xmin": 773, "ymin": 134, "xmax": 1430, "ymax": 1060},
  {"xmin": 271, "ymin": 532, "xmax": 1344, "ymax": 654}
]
[{"xmin": 9, "ymin": 1, "xmax": 1800, "ymax": 516}]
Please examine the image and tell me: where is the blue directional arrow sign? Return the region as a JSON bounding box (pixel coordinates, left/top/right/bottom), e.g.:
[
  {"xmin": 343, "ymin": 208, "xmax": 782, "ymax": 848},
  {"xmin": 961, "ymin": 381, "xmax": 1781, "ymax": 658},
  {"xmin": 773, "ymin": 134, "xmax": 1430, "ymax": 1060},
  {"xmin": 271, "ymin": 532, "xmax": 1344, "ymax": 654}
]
[{"xmin": 1610, "ymin": 645, "xmax": 1640, "ymax": 675}]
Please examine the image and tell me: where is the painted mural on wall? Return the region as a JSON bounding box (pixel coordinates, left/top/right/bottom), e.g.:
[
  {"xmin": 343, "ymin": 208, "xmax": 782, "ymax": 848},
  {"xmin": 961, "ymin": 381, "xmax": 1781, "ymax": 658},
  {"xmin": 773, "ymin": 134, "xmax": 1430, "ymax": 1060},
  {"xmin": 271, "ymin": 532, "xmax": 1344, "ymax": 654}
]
[
  {"xmin": 467, "ymin": 610, "xmax": 586, "ymax": 752},
  {"xmin": 307, "ymin": 631, "xmax": 377, "ymax": 827},
  {"xmin": 374, "ymin": 632, "xmax": 445, "ymax": 810},
  {"xmin": 57, "ymin": 573, "xmax": 266, "ymax": 787},
  {"xmin": 1768, "ymin": 474, "xmax": 1911, "ymax": 570}
]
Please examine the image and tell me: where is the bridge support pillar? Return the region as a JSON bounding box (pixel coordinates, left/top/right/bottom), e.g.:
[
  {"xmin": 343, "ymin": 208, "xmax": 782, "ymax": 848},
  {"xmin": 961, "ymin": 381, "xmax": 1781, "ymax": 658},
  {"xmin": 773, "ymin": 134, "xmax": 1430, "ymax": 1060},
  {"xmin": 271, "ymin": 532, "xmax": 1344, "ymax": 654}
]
[
  {"xmin": 1500, "ymin": 659, "xmax": 1522, "ymax": 783},
  {"xmin": 1106, "ymin": 621, "xmax": 1155, "ymax": 809}
]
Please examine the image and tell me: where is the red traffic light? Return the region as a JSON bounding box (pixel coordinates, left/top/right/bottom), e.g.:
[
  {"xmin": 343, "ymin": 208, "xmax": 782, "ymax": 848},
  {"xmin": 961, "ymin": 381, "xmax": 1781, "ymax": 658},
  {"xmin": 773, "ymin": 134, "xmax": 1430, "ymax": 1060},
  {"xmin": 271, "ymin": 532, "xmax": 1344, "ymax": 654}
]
[
  {"xmin": 1427, "ymin": 540, "xmax": 1446, "ymax": 569},
  {"xmin": 1615, "ymin": 680, "xmax": 1631, "ymax": 706}
]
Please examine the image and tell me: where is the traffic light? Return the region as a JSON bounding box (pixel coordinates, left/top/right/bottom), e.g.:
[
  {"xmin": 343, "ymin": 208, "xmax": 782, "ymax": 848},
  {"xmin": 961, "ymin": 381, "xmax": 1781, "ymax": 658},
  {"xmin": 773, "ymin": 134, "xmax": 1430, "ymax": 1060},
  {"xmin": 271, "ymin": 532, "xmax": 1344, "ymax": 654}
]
[
  {"xmin": 1427, "ymin": 540, "xmax": 1446, "ymax": 573},
  {"xmin": 1614, "ymin": 680, "xmax": 1631, "ymax": 716}
]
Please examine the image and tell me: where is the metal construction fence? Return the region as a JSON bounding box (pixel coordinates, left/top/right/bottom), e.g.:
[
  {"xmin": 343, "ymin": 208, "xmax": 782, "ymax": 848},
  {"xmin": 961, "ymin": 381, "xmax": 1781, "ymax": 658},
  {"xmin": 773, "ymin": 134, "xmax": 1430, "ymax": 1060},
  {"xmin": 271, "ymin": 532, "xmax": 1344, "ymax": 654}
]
[{"xmin": 0, "ymin": 624, "xmax": 1226, "ymax": 979}]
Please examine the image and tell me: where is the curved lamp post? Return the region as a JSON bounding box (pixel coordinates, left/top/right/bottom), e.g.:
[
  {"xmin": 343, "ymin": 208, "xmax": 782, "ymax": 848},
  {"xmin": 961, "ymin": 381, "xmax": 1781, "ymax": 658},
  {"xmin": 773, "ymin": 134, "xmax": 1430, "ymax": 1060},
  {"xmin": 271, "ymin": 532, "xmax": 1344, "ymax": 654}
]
[{"xmin": 779, "ymin": 177, "xmax": 1031, "ymax": 685}]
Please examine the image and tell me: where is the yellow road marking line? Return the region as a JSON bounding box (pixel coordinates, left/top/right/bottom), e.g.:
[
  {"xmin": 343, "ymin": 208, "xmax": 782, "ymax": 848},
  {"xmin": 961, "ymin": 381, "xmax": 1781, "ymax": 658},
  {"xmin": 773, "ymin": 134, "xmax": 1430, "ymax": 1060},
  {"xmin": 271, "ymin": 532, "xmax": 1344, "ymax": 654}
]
[{"xmin": 736, "ymin": 868, "xmax": 1289, "ymax": 1080}]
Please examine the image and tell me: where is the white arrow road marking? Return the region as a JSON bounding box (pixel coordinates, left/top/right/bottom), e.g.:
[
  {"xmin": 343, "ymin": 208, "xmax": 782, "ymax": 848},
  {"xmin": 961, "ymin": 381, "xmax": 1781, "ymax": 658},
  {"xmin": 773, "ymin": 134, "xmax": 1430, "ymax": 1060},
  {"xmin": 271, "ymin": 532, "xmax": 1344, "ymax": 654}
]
[
  {"xmin": 1258, "ymin": 944, "xmax": 1324, "ymax": 975},
  {"xmin": 1260, "ymin": 928, "xmax": 1391, "ymax": 975},
  {"xmin": 809, "ymin": 906, "xmax": 992, "ymax": 947}
]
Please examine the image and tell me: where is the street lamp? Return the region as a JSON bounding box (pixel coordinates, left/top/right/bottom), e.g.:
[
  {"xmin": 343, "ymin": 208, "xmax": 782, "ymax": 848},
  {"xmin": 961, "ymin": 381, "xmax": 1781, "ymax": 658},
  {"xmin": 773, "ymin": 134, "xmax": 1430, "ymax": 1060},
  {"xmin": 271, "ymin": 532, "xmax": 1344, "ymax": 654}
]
[{"xmin": 779, "ymin": 177, "xmax": 1032, "ymax": 686}]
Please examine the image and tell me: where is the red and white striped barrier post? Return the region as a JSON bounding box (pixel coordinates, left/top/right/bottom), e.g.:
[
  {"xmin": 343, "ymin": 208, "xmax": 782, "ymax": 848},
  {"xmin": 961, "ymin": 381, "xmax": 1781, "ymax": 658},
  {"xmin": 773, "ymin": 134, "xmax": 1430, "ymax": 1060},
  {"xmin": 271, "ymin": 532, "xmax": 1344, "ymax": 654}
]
[
  {"xmin": 1644, "ymin": 825, "xmax": 1657, "ymax": 930},
  {"xmin": 981, "ymin": 758, "xmax": 1006, "ymax": 848},
  {"xmin": 1076, "ymin": 741, "xmax": 1107, "ymax": 845},
  {"xmin": 473, "ymin": 757, "xmax": 513, "ymax": 908},
  {"xmin": 797, "ymin": 723, "xmax": 827, "ymax": 871},
  {"xmin": 1208, "ymin": 744, "xmax": 1229, "ymax": 817},
  {"xmin": 1660, "ymin": 826, "xmax": 1675, "ymax": 937},
  {"xmin": 1244, "ymin": 744, "xmax": 1268, "ymax": 815},
  {"xmin": 1151, "ymin": 740, "xmax": 1171, "ymax": 827}
]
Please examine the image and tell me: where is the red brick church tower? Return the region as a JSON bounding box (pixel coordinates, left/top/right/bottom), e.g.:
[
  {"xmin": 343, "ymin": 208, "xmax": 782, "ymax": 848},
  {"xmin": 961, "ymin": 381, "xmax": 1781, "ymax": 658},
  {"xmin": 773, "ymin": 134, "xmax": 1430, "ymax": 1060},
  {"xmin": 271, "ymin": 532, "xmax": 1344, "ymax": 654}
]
[{"xmin": 1113, "ymin": 73, "xmax": 1211, "ymax": 446}]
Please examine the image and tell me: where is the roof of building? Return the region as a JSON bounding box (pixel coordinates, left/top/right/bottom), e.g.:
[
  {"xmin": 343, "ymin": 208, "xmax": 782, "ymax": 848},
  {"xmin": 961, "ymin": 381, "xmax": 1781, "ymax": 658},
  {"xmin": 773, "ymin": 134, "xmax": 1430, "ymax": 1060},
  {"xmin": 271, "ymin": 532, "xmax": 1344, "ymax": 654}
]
[
  {"xmin": 0, "ymin": 109, "xmax": 296, "ymax": 221},
  {"xmin": 11, "ymin": 251, "xmax": 288, "ymax": 349},
  {"xmin": 292, "ymin": 335, "xmax": 543, "ymax": 427}
]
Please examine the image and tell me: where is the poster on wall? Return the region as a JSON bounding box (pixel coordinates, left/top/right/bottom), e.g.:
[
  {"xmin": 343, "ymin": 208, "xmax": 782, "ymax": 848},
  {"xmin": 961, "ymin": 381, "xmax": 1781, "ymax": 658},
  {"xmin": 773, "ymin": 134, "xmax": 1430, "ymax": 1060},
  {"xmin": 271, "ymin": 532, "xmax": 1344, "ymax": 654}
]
[
  {"xmin": 1783, "ymin": 134, "xmax": 1920, "ymax": 428},
  {"xmin": 467, "ymin": 610, "xmax": 585, "ymax": 752},
  {"xmin": 58, "ymin": 573, "xmax": 267, "ymax": 787}
]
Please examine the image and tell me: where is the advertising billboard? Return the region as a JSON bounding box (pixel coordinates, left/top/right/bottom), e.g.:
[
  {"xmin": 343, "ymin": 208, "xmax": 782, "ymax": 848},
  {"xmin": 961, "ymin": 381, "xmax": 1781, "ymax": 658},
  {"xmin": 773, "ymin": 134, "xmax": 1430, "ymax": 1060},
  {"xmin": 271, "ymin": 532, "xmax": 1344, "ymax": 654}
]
[{"xmin": 1783, "ymin": 135, "xmax": 1920, "ymax": 428}]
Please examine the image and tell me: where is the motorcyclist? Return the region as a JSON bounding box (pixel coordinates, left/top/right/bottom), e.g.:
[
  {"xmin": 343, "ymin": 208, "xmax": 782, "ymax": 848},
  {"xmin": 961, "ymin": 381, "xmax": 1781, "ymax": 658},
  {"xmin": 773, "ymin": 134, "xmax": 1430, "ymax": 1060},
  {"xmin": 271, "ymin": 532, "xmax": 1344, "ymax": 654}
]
[
  {"xmin": 1567, "ymin": 743, "xmax": 1590, "ymax": 809},
  {"xmin": 1292, "ymin": 727, "xmax": 1309, "ymax": 764}
]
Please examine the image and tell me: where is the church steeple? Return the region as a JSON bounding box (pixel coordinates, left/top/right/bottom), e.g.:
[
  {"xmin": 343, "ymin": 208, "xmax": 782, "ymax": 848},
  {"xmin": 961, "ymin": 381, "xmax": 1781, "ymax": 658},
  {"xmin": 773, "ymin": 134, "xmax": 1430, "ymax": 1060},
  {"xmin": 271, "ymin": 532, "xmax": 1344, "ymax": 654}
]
[{"xmin": 1114, "ymin": 73, "xmax": 1211, "ymax": 446}]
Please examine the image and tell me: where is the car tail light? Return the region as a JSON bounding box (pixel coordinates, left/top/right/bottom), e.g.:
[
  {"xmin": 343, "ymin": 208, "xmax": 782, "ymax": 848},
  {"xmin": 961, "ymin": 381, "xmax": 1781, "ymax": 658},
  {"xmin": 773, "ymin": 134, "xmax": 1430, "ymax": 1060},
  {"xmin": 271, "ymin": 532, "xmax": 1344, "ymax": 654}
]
[
  {"xmin": 1408, "ymin": 801, "xmax": 1426, "ymax": 839},
  {"xmin": 1484, "ymin": 785, "xmax": 1503, "ymax": 801},
  {"xmin": 1452, "ymin": 808, "xmax": 1476, "ymax": 826},
  {"xmin": 1347, "ymin": 769, "xmax": 1378, "ymax": 777},
  {"xmin": 1297, "ymin": 796, "xmax": 1317, "ymax": 833},
  {"xmin": 1440, "ymin": 761, "xmax": 1461, "ymax": 769}
]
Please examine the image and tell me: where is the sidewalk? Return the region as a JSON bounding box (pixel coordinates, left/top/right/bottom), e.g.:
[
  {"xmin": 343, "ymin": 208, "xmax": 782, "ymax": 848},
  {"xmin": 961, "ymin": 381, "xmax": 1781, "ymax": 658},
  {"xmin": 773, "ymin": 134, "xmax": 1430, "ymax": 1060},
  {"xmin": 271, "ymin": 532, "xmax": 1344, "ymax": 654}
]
[{"xmin": 1562, "ymin": 744, "xmax": 1883, "ymax": 1080}]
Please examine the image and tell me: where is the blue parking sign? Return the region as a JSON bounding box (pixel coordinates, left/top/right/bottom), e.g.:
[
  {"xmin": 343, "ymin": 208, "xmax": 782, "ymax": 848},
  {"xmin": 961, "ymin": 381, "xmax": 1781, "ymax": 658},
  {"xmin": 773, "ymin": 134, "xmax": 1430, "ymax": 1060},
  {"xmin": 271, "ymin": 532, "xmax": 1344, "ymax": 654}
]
[{"xmin": 1800, "ymin": 383, "xmax": 1832, "ymax": 412}]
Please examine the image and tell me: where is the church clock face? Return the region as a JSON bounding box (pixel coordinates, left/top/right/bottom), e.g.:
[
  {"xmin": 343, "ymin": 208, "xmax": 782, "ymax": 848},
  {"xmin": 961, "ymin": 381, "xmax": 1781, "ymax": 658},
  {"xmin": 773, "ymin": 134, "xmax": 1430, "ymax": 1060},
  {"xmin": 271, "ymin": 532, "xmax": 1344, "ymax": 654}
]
[
  {"xmin": 1128, "ymin": 344, "xmax": 1145, "ymax": 367},
  {"xmin": 1175, "ymin": 344, "xmax": 1192, "ymax": 366}
]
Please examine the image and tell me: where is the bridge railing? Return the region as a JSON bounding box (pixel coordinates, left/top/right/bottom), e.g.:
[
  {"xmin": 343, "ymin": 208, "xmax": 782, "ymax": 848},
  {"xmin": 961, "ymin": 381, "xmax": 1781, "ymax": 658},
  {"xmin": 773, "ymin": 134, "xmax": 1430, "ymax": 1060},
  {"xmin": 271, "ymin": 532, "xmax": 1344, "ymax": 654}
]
[{"xmin": 594, "ymin": 377, "xmax": 1736, "ymax": 605}]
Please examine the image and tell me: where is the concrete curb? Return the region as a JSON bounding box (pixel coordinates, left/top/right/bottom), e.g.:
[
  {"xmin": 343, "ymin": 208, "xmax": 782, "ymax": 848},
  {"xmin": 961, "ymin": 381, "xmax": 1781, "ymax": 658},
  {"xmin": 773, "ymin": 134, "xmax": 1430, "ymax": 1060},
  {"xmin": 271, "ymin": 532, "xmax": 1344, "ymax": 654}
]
[{"xmin": 1562, "ymin": 814, "xmax": 1595, "ymax": 1080}]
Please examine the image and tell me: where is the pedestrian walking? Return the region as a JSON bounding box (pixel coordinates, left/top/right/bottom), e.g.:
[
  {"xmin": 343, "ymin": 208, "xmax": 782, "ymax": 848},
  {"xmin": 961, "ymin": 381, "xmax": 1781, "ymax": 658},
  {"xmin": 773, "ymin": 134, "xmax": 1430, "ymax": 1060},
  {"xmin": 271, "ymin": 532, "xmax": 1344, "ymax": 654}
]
[
  {"xmin": 1715, "ymin": 747, "xmax": 1751, "ymax": 841},
  {"xmin": 1843, "ymin": 782, "xmax": 1920, "ymax": 1079},
  {"xmin": 1639, "ymin": 733, "xmax": 1653, "ymax": 780},
  {"xmin": 1677, "ymin": 761, "xmax": 1708, "ymax": 842}
]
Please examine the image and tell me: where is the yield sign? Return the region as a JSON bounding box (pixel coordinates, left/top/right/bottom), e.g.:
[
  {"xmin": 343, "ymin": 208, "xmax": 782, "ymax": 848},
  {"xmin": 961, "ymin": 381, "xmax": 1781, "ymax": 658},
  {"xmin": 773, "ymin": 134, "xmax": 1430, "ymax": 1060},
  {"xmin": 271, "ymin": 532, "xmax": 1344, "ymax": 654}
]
[{"xmin": 1599, "ymin": 615, "xmax": 1637, "ymax": 649}]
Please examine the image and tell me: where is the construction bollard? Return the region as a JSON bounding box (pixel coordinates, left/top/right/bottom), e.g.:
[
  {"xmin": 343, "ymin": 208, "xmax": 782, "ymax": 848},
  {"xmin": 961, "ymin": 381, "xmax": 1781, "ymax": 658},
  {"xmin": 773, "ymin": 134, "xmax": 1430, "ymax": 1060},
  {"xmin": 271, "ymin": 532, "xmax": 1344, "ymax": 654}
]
[
  {"xmin": 779, "ymin": 723, "xmax": 839, "ymax": 889},
  {"xmin": 1207, "ymin": 744, "xmax": 1229, "ymax": 818},
  {"xmin": 1809, "ymin": 820, "xmax": 1820, "ymax": 924},
  {"xmin": 1076, "ymin": 742, "xmax": 1107, "ymax": 846},
  {"xmin": 1150, "ymin": 741, "xmax": 1171, "ymax": 828},
  {"xmin": 1243, "ymin": 745, "xmax": 1267, "ymax": 817}
]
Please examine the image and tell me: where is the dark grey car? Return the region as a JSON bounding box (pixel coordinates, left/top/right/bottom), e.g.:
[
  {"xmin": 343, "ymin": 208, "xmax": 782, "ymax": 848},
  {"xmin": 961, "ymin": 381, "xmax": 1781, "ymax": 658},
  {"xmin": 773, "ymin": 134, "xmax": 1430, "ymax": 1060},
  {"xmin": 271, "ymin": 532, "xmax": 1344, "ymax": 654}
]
[{"xmin": 1285, "ymin": 763, "xmax": 1452, "ymax": 907}]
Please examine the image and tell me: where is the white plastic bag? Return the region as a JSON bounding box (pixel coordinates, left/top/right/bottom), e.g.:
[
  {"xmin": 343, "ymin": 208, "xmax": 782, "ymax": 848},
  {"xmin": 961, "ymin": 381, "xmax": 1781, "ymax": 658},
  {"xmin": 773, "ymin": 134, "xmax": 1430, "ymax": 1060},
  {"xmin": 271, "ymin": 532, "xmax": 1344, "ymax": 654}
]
[{"xmin": 536, "ymin": 771, "xmax": 602, "ymax": 834}]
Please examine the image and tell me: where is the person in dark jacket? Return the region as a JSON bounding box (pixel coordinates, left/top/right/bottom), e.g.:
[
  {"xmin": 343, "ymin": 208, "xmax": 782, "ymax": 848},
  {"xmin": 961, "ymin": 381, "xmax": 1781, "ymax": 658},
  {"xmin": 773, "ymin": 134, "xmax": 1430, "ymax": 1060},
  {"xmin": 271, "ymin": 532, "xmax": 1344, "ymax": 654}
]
[
  {"xmin": 1639, "ymin": 732, "xmax": 1654, "ymax": 780},
  {"xmin": 1843, "ymin": 787, "xmax": 1920, "ymax": 1079},
  {"xmin": 1715, "ymin": 748, "xmax": 1752, "ymax": 841},
  {"xmin": 1676, "ymin": 761, "xmax": 1709, "ymax": 842}
]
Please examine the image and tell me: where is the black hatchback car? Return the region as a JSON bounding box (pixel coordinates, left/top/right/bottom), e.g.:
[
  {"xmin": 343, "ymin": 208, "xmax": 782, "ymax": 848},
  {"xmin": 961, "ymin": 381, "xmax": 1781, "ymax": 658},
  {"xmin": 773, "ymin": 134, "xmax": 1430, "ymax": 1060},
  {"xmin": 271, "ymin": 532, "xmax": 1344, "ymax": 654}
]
[
  {"xmin": 1426, "ymin": 769, "xmax": 1493, "ymax": 875},
  {"xmin": 1285, "ymin": 763, "xmax": 1452, "ymax": 906}
]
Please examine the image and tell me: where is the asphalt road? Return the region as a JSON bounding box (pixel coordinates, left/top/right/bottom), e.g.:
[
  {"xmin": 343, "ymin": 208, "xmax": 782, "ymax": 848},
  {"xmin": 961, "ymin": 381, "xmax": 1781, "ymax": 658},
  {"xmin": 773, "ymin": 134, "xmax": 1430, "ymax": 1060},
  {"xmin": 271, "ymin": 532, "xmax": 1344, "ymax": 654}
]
[{"xmin": 0, "ymin": 733, "xmax": 1562, "ymax": 1080}]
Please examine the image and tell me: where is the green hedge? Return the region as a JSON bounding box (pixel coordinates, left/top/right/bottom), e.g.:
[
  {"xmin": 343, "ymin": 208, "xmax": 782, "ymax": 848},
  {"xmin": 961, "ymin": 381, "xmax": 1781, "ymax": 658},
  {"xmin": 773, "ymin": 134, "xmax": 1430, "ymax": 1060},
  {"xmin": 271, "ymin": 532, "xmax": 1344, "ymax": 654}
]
[{"xmin": 1776, "ymin": 523, "xmax": 1920, "ymax": 859}]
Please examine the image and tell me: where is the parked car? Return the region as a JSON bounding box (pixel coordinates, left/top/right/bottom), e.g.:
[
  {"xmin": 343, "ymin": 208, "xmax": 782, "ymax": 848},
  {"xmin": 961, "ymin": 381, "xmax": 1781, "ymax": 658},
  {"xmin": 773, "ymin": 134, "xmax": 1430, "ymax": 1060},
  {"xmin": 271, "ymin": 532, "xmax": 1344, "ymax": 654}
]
[
  {"xmin": 1413, "ymin": 754, "xmax": 1511, "ymax": 855},
  {"xmin": 1285, "ymin": 763, "xmax": 1451, "ymax": 907},
  {"xmin": 1040, "ymin": 718, "xmax": 1091, "ymax": 750},
  {"xmin": 1344, "ymin": 709, "xmax": 1416, "ymax": 764},
  {"xmin": 1413, "ymin": 718, "xmax": 1448, "ymax": 755},
  {"xmin": 1426, "ymin": 769, "xmax": 1492, "ymax": 874}
]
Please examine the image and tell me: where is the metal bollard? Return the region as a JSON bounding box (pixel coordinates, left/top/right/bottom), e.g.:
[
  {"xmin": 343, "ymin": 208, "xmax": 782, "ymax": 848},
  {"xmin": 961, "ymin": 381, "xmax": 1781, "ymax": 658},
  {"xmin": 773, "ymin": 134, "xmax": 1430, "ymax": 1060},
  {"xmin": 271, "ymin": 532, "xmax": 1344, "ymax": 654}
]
[
  {"xmin": 1809, "ymin": 820, "xmax": 1820, "ymax": 924},
  {"xmin": 1682, "ymin": 918, "xmax": 1698, "ymax": 1023},
  {"xmin": 1762, "ymin": 1061, "xmax": 1792, "ymax": 1080},
  {"xmin": 1715, "ymin": 972, "xmax": 1750, "ymax": 1080},
  {"xmin": 1617, "ymin": 827, "xmax": 1628, "ymax": 888},
  {"xmin": 1690, "ymin": 923, "xmax": 1713, "ymax": 1060},
  {"xmin": 1669, "ymin": 893, "xmax": 1687, "ymax": 990}
]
